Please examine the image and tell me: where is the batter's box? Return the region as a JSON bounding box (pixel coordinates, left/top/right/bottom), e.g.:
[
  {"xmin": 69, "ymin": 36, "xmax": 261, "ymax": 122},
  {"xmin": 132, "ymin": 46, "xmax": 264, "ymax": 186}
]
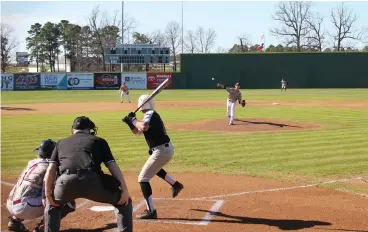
[{"xmin": 134, "ymin": 197, "xmax": 225, "ymax": 226}]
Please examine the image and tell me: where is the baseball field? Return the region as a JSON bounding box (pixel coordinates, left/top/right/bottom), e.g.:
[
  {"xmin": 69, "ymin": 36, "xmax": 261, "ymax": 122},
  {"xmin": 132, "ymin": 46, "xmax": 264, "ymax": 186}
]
[{"xmin": 1, "ymin": 88, "xmax": 368, "ymax": 231}]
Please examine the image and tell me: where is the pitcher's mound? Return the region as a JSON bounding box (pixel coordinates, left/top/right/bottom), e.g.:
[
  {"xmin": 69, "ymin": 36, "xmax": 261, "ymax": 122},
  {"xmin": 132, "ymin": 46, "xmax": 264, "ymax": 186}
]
[{"xmin": 169, "ymin": 118, "xmax": 322, "ymax": 133}]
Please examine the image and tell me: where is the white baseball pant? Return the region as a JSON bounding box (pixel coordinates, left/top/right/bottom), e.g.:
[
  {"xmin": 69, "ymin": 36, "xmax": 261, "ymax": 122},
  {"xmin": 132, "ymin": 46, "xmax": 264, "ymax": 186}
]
[
  {"xmin": 226, "ymin": 99, "xmax": 236, "ymax": 123},
  {"xmin": 138, "ymin": 142, "xmax": 174, "ymax": 182},
  {"xmin": 7, "ymin": 197, "xmax": 44, "ymax": 220},
  {"xmin": 120, "ymin": 91, "xmax": 131, "ymax": 102}
]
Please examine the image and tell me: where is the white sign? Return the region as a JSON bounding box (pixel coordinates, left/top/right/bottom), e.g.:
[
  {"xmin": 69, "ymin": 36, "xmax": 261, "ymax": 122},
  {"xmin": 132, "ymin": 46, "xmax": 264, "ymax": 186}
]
[
  {"xmin": 41, "ymin": 73, "xmax": 67, "ymax": 89},
  {"xmin": 1, "ymin": 74, "xmax": 14, "ymax": 91},
  {"xmin": 121, "ymin": 73, "xmax": 147, "ymax": 89},
  {"xmin": 67, "ymin": 73, "xmax": 94, "ymax": 89}
]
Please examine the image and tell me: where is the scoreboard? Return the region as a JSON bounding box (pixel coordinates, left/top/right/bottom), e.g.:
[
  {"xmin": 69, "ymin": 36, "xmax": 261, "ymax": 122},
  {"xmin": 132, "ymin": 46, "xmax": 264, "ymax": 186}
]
[{"xmin": 104, "ymin": 44, "xmax": 171, "ymax": 64}]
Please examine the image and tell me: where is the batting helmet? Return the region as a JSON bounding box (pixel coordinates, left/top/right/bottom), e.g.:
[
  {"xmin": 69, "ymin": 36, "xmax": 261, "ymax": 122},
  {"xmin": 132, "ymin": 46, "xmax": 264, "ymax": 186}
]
[
  {"xmin": 138, "ymin": 94, "xmax": 154, "ymax": 111},
  {"xmin": 72, "ymin": 116, "xmax": 98, "ymax": 135},
  {"xmin": 33, "ymin": 139, "xmax": 56, "ymax": 159}
]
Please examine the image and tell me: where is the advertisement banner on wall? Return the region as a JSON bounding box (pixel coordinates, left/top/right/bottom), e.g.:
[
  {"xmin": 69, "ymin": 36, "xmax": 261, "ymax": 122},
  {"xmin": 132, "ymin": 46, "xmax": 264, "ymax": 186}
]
[
  {"xmin": 67, "ymin": 73, "xmax": 94, "ymax": 89},
  {"xmin": 1, "ymin": 74, "xmax": 14, "ymax": 91},
  {"xmin": 94, "ymin": 73, "xmax": 122, "ymax": 90},
  {"xmin": 41, "ymin": 73, "xmax": 67, "ymax": 89},
  {"xmin": 147, "ymin": 72, "xmax": 172, "ymax": 89},
  {"xmin": 14, "ymin": 73, "xmax": 41, "ymax": 90},
  {"xmin": 121, "ymin": 73, "xmax": 147, "ymax": 89}
]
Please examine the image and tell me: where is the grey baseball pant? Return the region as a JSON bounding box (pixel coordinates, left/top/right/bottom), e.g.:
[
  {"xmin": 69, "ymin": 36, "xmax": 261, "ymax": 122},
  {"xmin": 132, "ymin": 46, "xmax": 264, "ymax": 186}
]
[{"xmin": 44, "ymin": 171, "xmax": 132, "ymax": 232}]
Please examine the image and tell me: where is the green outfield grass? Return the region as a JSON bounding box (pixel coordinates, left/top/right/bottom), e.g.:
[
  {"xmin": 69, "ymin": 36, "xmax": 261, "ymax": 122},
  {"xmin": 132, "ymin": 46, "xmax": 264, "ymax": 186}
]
[
  {"xmin": 1, "ymin": 90, "xmax": 368, "ymax": 193},
  {"xmin": 2, "ymin": 88, "xmax": 368, "ymax": 104}
]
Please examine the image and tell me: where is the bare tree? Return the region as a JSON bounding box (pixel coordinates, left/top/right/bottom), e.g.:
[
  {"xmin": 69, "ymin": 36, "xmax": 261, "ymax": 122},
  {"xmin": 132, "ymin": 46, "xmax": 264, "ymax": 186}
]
[
  {"xmin": 88, "ymin": 6, "xmax": 135, "ymax": 71},
  {"xmin": 216, "ymin": 46, "xmax": 228, "ymax": 53},
  {"xmin": 1, "ymin": 23, "xmax": 19, "ymax": 72},
  {"xmin": 196, "ymin": 27, "xmax": 217, "ymax": 53},
  {"xmin": 270, "ymin": 1, "xmax": 312, "ymax": 51},
  {"xmin": 237, "ymin": 34, "xmax": 251, "ymax": 52},
  {"xmin": 150, "ymin": 30, "xmax": 167, "ymax": 47},
  {"xmin": 330, "ymin": 3, "xmax": 367, "ymax": 51},
  {"xmin": 120, "ymin": 13, "xmax": 136, "ymax": 45},
  {"xmin": 165, "ymin": 21, "xmax": 181, "ymax": 71},
  {"xmin": 184, "ymin": 29, "xmax": 197, "ymax": 53},
  {"xmin": 306, "ymin": 14, "xmax": 327, "ymax": 51}
]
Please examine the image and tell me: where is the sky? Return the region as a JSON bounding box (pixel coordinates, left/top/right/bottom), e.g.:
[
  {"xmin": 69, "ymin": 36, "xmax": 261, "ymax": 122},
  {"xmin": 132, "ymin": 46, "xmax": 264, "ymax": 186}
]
[{"xmin": 1, "ymin": 0, "xmax": 368, "ymax": 55}]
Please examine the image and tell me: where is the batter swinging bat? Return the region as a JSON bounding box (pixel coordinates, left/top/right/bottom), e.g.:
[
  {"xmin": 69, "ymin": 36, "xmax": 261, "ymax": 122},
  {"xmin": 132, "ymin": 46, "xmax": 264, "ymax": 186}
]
[{"xmin": 133, "ymin": 77, "xmax": 170, "ymax": 113}]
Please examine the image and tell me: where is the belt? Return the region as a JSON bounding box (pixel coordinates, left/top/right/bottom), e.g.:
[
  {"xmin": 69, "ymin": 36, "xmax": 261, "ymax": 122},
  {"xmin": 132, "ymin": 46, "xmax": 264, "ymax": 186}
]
[
  {"xmin": 61, "ymin": 168, "xmax": 99, "ymax": 175},
  {"xmin": 149, "ymin": 143, "xmax": 170, "ymax": 154},
  {"xmin": 152, "ymin": 143, "xmax": 169, "ymax": 151}
]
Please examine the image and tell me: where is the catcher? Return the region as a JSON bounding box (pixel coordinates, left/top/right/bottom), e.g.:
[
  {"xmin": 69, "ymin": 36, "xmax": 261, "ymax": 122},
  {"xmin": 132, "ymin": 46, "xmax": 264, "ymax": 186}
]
[
  {"xmin": 120, "ymin": 82, "xmax": 131, "ymax": 103},
  {"xmin": 6, "ymin": 139, "xmax": 76, "ymax": 232},
  {"xmin": 217, "ymin": 82, "xmax": 246, "ymax": 125}
]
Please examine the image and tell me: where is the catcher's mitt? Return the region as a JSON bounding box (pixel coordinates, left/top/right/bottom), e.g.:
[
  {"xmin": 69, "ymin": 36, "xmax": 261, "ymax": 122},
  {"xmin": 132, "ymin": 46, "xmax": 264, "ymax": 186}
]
[{"xmin": 241, "ymin": 100, "xmax": 246, "ymax": 107}]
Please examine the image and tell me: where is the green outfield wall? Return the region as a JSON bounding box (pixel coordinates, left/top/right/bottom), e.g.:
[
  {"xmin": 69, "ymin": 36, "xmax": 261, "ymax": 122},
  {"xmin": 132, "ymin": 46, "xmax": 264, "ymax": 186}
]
[{"xmin": 174, "ymin": 52, "xmax": 368, "ymax": 89}]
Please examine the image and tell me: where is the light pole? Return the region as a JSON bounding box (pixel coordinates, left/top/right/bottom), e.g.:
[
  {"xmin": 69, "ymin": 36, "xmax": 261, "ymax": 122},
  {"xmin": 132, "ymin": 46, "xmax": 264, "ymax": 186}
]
[
  {"xmin": 121, "ymin": 1, "xmax": 124, "ymax": 72},
  {"xmin": 181, "ymin": 1, "xmax": 184, "ymax": 54}
]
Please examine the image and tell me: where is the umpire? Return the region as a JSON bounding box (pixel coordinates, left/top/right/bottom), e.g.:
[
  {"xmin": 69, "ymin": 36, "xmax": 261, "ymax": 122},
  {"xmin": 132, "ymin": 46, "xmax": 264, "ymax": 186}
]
[{"xmin": 44, "ymin": 116, "xmax": 133, "ymax": 232}]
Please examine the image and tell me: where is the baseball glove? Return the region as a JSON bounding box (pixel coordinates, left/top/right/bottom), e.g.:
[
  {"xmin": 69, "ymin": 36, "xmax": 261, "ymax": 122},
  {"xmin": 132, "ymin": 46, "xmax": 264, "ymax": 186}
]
[{"xmin": 241, "ymin": 100, "xmax": 246, "ymax": 107}]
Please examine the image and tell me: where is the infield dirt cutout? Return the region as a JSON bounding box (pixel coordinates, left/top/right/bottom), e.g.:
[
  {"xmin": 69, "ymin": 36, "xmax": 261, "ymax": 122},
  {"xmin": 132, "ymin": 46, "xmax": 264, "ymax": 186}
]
[{"xmin": 2, "ymin": 99, "xmax": 368, "ymax": 231}]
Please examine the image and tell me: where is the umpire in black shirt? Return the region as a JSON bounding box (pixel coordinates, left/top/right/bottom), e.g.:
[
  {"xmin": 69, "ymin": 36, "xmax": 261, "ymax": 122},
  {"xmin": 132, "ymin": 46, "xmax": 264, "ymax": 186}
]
[{"xmin": 44, "ymin": 116, "xmax": 132, "ymax": 232}]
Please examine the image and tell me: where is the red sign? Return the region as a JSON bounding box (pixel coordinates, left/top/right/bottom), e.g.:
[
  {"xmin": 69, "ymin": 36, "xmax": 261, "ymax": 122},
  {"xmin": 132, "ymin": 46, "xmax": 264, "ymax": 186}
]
[{"xmin": 146, "ymin": 72, "xmax": 172, "ymax": 89}]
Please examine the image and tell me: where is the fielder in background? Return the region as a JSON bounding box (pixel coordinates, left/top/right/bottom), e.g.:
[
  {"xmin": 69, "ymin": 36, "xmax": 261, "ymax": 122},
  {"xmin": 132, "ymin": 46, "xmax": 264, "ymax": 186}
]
[
  {"xmin": 122, "ymin": 94, "xmax": 184, "ymax": 219},
  {"xmin": 281, "ymin": 78, "xmax": 287, "ymax": 91},
  {"xmin": 6, "ymin": 139, "xmax": 76, "ymax": 232},
  {"xmin": 120, "ymin": 82, "xmax": 131, "ymax": 103},
  {"xmin": 217, "ymin": 82, "xmax": 246, "ymax": 125}
]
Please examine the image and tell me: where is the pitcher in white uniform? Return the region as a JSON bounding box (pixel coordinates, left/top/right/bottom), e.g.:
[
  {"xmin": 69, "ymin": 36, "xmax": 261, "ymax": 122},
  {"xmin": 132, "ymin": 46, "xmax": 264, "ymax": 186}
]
[{"xmin": 217, "ymin": 82, "xmax": 243, "ymax": 125}]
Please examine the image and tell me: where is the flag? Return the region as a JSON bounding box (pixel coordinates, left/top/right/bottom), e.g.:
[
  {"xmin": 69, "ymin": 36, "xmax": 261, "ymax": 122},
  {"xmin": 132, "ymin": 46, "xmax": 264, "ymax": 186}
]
[{"xmin": 257, "ymin": 43, "xmax": 264, "ymax": 51}]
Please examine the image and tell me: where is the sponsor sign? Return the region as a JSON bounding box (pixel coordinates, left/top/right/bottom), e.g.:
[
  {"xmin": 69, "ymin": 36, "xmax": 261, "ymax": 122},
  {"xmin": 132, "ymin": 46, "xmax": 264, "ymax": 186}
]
[
  {"xmin": 94, "ymin": 73, "xmax": 122, "ymax": 90},
  {"xmin": 146, "ymin": 72, "xmax": 172, "ymax": 89},
  {"xmin": 67, "ymin": 73, "xmax": 94, "ymax": 89},
  {"xmin": 121, "ymin": 73, "xmax": 147, "ymax": 89},
  {"xmin": 1, "ymin": 74, "xmax": 14, "ymax": 91},
  {"xmin": 41, "ymin": 73, "xmax": 67, "ymax": 89},
  {"xmin": 14, "ymin": 73, "xmax": 41, "ymax": 90}
]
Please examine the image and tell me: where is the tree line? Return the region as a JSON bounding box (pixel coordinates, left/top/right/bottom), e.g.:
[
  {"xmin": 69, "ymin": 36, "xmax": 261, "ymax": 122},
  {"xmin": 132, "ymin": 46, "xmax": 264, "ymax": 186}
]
[{"xmin": 1, "ymin": 2, "xmax": 367, "ymax": 73}]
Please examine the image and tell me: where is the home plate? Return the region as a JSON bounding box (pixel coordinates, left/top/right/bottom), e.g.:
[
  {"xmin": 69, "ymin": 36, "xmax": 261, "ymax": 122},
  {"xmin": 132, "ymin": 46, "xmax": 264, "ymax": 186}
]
[
  {"xmin": 272, "ymin": 102, "xmax": 280, "ymax": 105},
  {"xmin": 90, "ymin": 206, "xmax": 114, "ymax": 212}
]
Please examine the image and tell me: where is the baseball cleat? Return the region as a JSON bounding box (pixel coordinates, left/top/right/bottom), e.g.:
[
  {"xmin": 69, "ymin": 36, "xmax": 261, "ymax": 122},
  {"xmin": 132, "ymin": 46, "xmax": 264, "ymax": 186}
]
[
  {"xmin": 172, "ymin": 181, "xmax": 184, "ymax": 198},
  {"xmin": 229, "ymin": 121, "xmax": 234, "ymax": 126},
  {"xmin": 120, "ymin": 101, "xmax": 123, "ymax": 103},
  {"xmin": 136, "ymin": 209, "xmax": 157, "ymax": 219},
  {"xmin": 8, "ymin": 216, "xmax": 29, "ymax": 232}
]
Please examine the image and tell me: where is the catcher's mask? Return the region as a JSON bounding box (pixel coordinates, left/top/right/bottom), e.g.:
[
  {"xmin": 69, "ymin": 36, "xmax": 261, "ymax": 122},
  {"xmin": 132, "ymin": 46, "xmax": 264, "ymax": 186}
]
[
  {"xmin": 138, "ymin": 94, "xmax": 154, "ymax": 111},
  {"xmin": 72, "ymin": 116, "xmax": 98, "ymax": 135},
  {"xmin": 33, "ymin": 139, "xmax": 56, "ymax": 159}
]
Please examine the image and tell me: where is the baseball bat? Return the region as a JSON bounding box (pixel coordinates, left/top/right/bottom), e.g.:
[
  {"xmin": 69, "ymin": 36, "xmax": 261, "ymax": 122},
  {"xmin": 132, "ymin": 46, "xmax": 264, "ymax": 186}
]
[{"xmin": 133, "ymin": 77, "xmax": 170, "ymax": 113}]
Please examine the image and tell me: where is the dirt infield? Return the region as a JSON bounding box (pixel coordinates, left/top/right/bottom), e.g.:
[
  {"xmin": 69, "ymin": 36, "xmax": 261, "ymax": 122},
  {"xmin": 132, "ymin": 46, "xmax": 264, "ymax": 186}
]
[
  {"xmin": 2, "ymin": 100, "xmax": 368, "ymax": 231},
  {"xmin": 2, "ymin": 99, "xmax": 368, "ymax": 116},
  {"xmin": 2, "ymin": 173, "xmax": 368, "ymax": 231}
]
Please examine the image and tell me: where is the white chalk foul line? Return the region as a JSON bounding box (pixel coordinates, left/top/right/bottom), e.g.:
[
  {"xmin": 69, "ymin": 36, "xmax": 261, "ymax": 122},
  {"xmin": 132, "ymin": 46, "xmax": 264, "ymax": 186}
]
[
  {"xmin": 1, "ymin": 180, "xmax": 15, "ymax": 187},
  {"xmin": 196, "ymin": 176, "xmax": 367, "ymax": 200},
  {"xmin": 131, "ymin": 198, "xmax": 225, "ymax": 226},
  {"xmin": 198, "ymin": 200, "xmax": 225, "ymax": 226}
]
